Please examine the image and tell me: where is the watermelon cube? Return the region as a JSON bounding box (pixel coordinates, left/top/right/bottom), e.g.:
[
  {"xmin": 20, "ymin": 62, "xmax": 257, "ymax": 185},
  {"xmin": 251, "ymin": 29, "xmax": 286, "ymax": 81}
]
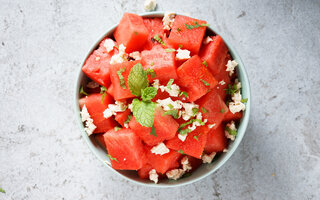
[
  {"xmin": 205, "ymin": 124, "xmax": 228, "ymax": 153},
  {"xmin": 107, "ymin": 84, "xmax": 114, "ymax": 98},
  {"xmin": 137, "ymin": 163, "xmax": 153, "ymax": 179},
  {"xmin": 199, "ymin": 35, "xmax": 229, "ymax": 75},
  {"xmin": 129, "ymin": 108, "xmax": 179, "ymax": 146},
  {"xmin": 114, "ymin": 13, "xmax": 149, "ymax": 53},
  {"xmin": 143, "ymin": 18, "xmax": 166, "ymax": 50},
  {"xmin": 176, "ymin": 55, "xmax": 218, "ymax": 102},
  {"xmin": 141, "ymin": 45, "xmax": 177, "ymax": 83},
  {"xmin": 95, "ymin": 133, "xmax": 107, "ymax": 149},
  {"xmin": 223, "ymin": 110, "xmax": 243, "ymax": 122},
  {"xmin": 103, "ymin": 128, "xmax": 146, "ymax": 170},
  {"xmin": 79, "ymin": 93, "xmax": 117, "ymax": 133},
  {"xmin": 109, "ymin": 60, "xmax": 139, "ymax": 100},
  {"xmin": 197, "ymin": 90, "xmax": 229, "ymax": 126},
  {"xmin": 167, "ymin": 15, "xmax": 207, "ymax": 55},
  {"xmin": 211, "ymin": 54, "xmax": 231, "ymax": 100},
  {"xmin": 115, "ymin": 109, "xmax": 131, "ymax": 127},
  {"xmin": 166, "ymin": 126, "xmax": 209, "ymax": 159}
]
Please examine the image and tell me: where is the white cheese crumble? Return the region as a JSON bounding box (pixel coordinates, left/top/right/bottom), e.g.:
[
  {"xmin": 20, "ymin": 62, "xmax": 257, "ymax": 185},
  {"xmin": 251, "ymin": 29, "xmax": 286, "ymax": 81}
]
[
  {"xmin": 228, "ymin": 80, "xmax": 246, "ymax": 114},
  {"xmin": 87, "ymin": 81, "xmax": 99, "ymax": 89},
  {"xmin": 163, "ymin": 11, "xmax": 176, "ymax": 30},
  {"xmin": 187, "ymin": 112, "xmax": 207, "ymax": 132},
  {"xmin": 124, "ymin": 123, "xmax": 129, "ymax": 128},
  {"xmin": 149, "ymin": 169, "xmax": 159, "ymax": 184},
  {"xmin": 144, "ymin": 0, "xmax": 157, "ymax": 11},
  {"xmin": 80, "ymin": 105, "xmax": 96, "ymax": 136},
  {"xmin": 226, "ymin": 60, "xmax": 238, "ymax": 76},
  {"xmin": 202, "ymin": 152, "xmax": 216, "ymax": 163},
  {"xmin": 225, "ymin": 121, "xmax": 236, "ymax": 141},
  {"xmin": 223, "ymin": 149, "xmax": 228, "ymax": 153},
  {"xmin": 219, "ymin": 80, "xmax": 226, "ymax": 85},
  {"xmin": 103, "ymin": 101, "xmax": 127, "ymax": 119},
  {"xmin": 103, "ymin": 39, "xmax": 115, "ymax": 53},
  {"xmin": 129, "ymin": 51, "xmax": 141, "ymax": 60},
  {"xmin": 166, "ymin": 169, "xmax": 185, "ymax": 180},
  {"xmin": 152, "ymin": 79, "xmax": 160, "ymax": 89},
  {"xmin": 203, "ymin": 36, "xmax": 213, "ymax": 44},
  {"xmin": 159, "ymin": 84, "xmax": 180, "ymax": 97},
  {"xmin": 176, "ymin": 48, "xmax": 191, "ymax": 60},
  {"xmin": 156, "ymin": 97, "xmax": 183, "ymax": 111},
  {"xmin": 208, "ymin": 123, "xmax": 216, "ymax": 129},
  {"xmin": 181, "ymin": 156, "xmax": 192, "ymax": 172},
  {"xmin": 95, "ymin": 56, "xmax": 100, "ymax": 61},
  {"xmin": 181, "ymin": 103, "xmax": 199, "ymax": 121},
  {"xmin": 110, "ymin": 44, "xmax": 128, "ymax": 64},
  {"xmin": 178, "ymin": 133, "xmax": 187, "ymax": 142},
  {"xmin": 151, "ymin": 142, "xmax": 170, "ymax": 155}
]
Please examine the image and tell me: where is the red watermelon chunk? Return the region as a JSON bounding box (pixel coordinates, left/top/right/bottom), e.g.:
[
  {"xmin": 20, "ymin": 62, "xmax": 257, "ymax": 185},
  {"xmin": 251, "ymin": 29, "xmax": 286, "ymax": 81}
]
[
  {"xmin": 95, "ymin": 133, "xmax": 107, "ymax": 149},
  {"xmin": 79, "ymin": 93, "xmax": 117, "ymax": 133},
  {"xmin": 143, "ymin": 18, "xmax": 166, "ymax": 50},
  {"xmin": 205, "ymin": 124, "xmax": 228, "ymax": 153},
  {"xmin": 145, "ymin": 146, "xmax": 181, "ymax": 174},
  {"xmin": 109, "ymin": 60, "xmax": 139, "ymax": 100},
  {"xmin": 114, "ymin": 13, "xmax": 149, "ymax": 53},
  {"xmin": 129, "ymin": 108, "xmax": 179, "ymax": 146},
  {"xmin": 176, "ymin": 55, "xmax": 218, "ymax": 102},
  {"xmin": 138, "ymin": 163, "xmax": 153, "ymax": 179},
  {"xmin": 168, "ymin": 15, "xmax": 207, "ymax": 55},
  {"xmin": 197, "ymin": 90, "xmax": 229, "ymax": 127},
  {"xmin": 141, "ymin": 45, "xmax": 177, "ymax": 83},
  {"xmin": 223, "ymin": 110, "xmax": 243, "ymax": 122},
  {"xmin": 199, "ymin": 35, "xmax": 229, "ymax": 75},
  {"xmin": 115, "ymin": 109, "xmax": 131, "ymax": 127},
  {"xmin": 166, "ymin": 126, "xmax": 209, "ymax": 159},
  {"xmin": 103, "ymin": 128, "xmax": 146, "ymax": 170},
  {"xmin": 107, "ymin": 84, "xmax": 114, "ymax": 98}
]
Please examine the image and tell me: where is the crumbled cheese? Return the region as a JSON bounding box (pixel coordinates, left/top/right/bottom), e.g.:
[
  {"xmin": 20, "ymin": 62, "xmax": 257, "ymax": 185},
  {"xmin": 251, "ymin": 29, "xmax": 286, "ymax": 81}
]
[
  {"xmin": 144, "ymin": 0, "xmax": 157, "ymax": 11},
  {"xmin": 203, "ymin": 36, "xmax": 213, "ymax": 44},
  {"xmin": 229, "ymin": 101, "xmax": 246, "ymax": 114},
  {"xmin": 226, "ymin": 60, "xmax": 238, "ymax": 76},
  {"xmin": 103, "ymin": 101, "xmax": 127, "ymax": 119},
  {"xmin": 181, "ymin": 156, "xmax": 192, "ymax": 172},
  {"xmin": 163, "ymin": 11, "xmax": 176, "ymax": 30},
  {"xmin": 151, "ymin": 142, "xmax": 170, "ymax": 155},
  {"xmin": 176, "ymin": 48, "xmax": 191, "ymax": 60},
  {"xmin": 128, "ymin": 103, "xmax": 133, "ymax": 111},
  {"xmin": 156, "ymin": 97, "xmax": 183, "ymax": 111},
  {"xmin": 149, "ymin": 169, "xmax": 159, "ymax": 184},
  {"xmin": 219, "ymin": 80, "xmax": 226, "ymax": 85},
  {"xmin": 208, "ymin": 124, "xmax": 216, "ymax": 129},
  {"xmin": 202, "ymin": 152, "xmax": 216, "ymax": 163},
  {"xmin": 80, "ymin": 105, "xmax": 96, "ymax": 136},
  {"xmin": 95, "ymin": 56, "xmax": 100, "ymax": 61},
  {"xmin": 152, "ymin": 79, "xmax": 160, "ymax": 89},
  {"xmin": 166, "ymin": 169, "xmax": 185, "ymax": 180},
  {"xmin": 232, "ymin": 91, "xmax": 242, "ymax": 102},
  {"xmin": 103, "ymin": 39, "xmax": 115, "ymax": 53},
  {"xmin": 181, "ymin": 103, "xmax": 199, "ymax": 121},
  {"xmin": 129, "ymin": 51, "xmax": 141, "ymax": 60},
  {"xmin": 187, "ymin": 112, "xmax": 206, "ymax": 131},
  {"xmin": 223, "ymin": 149, "xmax": 228, "ymax": 153},
  {"xmin": 178, "ymin": 133, "xmax": 187, "ymax": 142},
  {"xmin": 110, "ymin": 44, "xmax": 128, "ymax": 64},
  {"xmin": 124, "ymin": 123, "xmax": 129, "ymax": 128},
  {"xmin": 87, "ymin": 81, "xmax": 99, "ymax": 89},
  {"xmin": 225, "ymin": 121, "xmax": 236, "ymax": 141},
  {"xmin": 159, "ymin": 84, "xmax": 180, "ymax": 97}
]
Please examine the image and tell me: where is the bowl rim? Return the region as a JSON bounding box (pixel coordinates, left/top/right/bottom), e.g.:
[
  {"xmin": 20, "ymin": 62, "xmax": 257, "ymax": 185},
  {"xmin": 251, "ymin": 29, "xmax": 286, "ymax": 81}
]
[{"xmin": 74, "ymin": 11, "xmax": 251, "ymax": 188}]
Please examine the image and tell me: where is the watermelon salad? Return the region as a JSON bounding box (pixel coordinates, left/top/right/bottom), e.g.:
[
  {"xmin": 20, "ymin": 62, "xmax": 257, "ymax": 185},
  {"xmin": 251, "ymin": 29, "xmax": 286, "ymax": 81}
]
[{"xmin": 79, "ymin": 12, "xmax": 247, "ymax": 184}]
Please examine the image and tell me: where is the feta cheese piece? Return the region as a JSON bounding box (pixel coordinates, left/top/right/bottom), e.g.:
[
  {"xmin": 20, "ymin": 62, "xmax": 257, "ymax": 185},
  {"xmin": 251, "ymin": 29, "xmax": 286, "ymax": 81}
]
[
  {"xmin": 80, "ymin": 105, "xmax": 96, "ymax": 136},
  {"xmin": 124, "ymin": 123, "xmax": 129, "ymax": 128},
  {"xmin": 80, "ymin": 105, "xmax": 91, "ymax": 122},
  {"xmin": 159, "ymin": 84, "xmax": 180, "ymax": 97},
  {"xmin": 103, "ymin": 101, "xmax": 127, "ymax": 119},
  {"xmin": 225, "ymin": 121, "xmax": 236, "ymax": 141},
  {"xmin": 156, "ymin": 97, "xmax": 183, "ymax": 111},
  {"xmin": 103, "ymin": 39, "xmax": 115, "ymax": 53},
  {"xmin": 202, "ymin": 152, "xmax": 216, "ymax": 163},
  {"xmin": 163, "ymin": 11, "xmax": 176, "ymax": 30},
  {"xmin": 181, "ymin": 156, "xmax": 192, "ymax": 172},
  {"xmin": 152, "ymin": 79, "xmax": 160, "ymax": 89},
  {"xmin": 181, "ymin": 103, "xmax": 199, "ymax": 121},
  {"xmin": 149, "ymin": 169, "xmax": 159, "ymax": 183},
  {"xmin": 166, "ymin": 169, "xmax": 185, "ymax": 180},
  {"xmin": 226, "ymin": 60, "xmax": 238, "ymax": 76},
  {"xmin": 110, "ymin": 44, "xmax": 128, "ymax": 64},
  {"xmin": 144, "ymin": 0, "xmax": 157, "ymax": 11},
  {"xmin": 219, "ymin": 80, "xmax": 226, "ymax": 85},
  {"xmin": 178, "ymin": 133, "xmax": 187, "ymax": 142},
  {"xmin": 203, "ymin": 36, "xmax": 213, "ymax": 44},
  {"xmin": 229, "ymin": 101, "xmax": 245, "ymax": 114},
  {"xmin": 208, "ymin": 123, "xmax": 216, "ymax": 129},
  {"xmin": 176, "ymin": 48, "xmax": 191, "ymax": 60},
  {"xmin": 223, "ymin": 148, "xmax": 228, "ymax": 153},
  {"xmin": 151, "ymin": 142, "xmax": 170, "ymax": 155},
  {"xmin": 87, "ymin": 81, "xmax": 99, "ymax": 89},
  {"xmin": 128, "ymin": 103, "xmax": 133, "ymax": 111},
  {"xmin": 129, "ymin": 51, "xmax": 141, "ymax": 60}
]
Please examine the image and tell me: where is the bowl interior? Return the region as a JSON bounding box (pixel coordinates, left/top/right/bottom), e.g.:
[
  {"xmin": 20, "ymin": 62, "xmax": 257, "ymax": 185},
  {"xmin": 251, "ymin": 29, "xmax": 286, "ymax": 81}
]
[{"xmin": 74, "ymin": 11, "xmax": 251, "ymax": 187}]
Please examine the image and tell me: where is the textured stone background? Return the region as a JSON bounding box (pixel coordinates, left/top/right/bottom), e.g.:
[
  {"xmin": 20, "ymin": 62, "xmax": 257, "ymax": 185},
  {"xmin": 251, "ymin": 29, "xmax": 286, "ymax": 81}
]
[{"xmin": 0, "ymin": 0, "xmax": 319, "ymax": 199}]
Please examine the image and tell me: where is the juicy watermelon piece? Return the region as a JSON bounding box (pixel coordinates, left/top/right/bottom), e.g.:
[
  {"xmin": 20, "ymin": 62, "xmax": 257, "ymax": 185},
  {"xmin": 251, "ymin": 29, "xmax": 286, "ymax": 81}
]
[
  {"xmin": 199, "ymin": 35, "xmax": 229, "ymax": 75},
  {"xmin": 145, "ymin": 146, "xmax": 181, "ymax": 174},
  {"xmin": 183, "ymin": 156, "xmax": 202, "ymax": 172},
  {"xmin": 115, "ymin": 109, "xmax": 131, "ymax": 127},
  {"xmin": 138, "ymin": 163, "xmax": 153, "ymax": 179},
  {"xmin": 176, "ymin": 55, "xmax": 218, "ymax": 102},
  {"xmin": 79, "ymin": 93, "xmax": 117, "ymax": 133},
  {"xmin": 129, "ymin": 108, "xmax": 179, "ymax": 146},
  {"xmin": 95, "ymin": 133, "xmax": 107, "ymax": 149},
  {"xmin": 141, "ymin": 45, "xmax": 177, "ymax": 83},
  {"xmin": 168, "ymin": 15, "xmax": 207, "ymax": 55},
  {"xmin": 109, "ymin": 60, "xmax": 139, "ymax": 100},
  {"xmin": 211, "ymin": 60, "xmax": 231, "ymax": 100},
  {"xmin": 103, "ymin": 128, "xmax": 146, "ymax": 170},
  {"xmin": 82, "ymin": 39, "xmax": 118, "ymax": 87},
  {"xmin": 143, "ymin": 18, "xmax": 166, "ymax": 50},
  {"xmin": 205, "ymin": 124, "xmax": 228, "ymax": 153},
  {"xmin": 166, "ymin": 126, "xmax": 209, "ymax": 159},
  {"xmin": 114, "ymin": 13, "xmax": 149, "ymax": 53},
  {"xmin": 197, "ymin": 90, "xmax": 229, "ymax": 127},
  {"xmin": 107, "ymin": 84, "xmax": 114, "ymax": 97},
  {"xmin": 223, "ymin": 110, "xmax": 243, "ymax": 122}
]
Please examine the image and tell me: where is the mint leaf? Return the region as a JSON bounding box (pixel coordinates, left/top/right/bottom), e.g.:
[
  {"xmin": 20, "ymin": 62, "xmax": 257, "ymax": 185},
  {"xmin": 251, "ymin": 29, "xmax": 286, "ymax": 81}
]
[
  {"xmin": 178, "ymin": 149, "xmax": 185, "ymax": 155},
  {"xmin": 194, "ymin": 135, "xmax": 199, "ymax": 141},
  {"xmin": 201, "ymin": 107, "xmax": 209, "ymax": 113},
  {"xmin": 202, "ymin": 60, "xmax": 208, "ymax": 67},
  {"xmin": 168, "ymin": 104, "xmax": 174, "ymax": 109},
  {"xmin": 167, "ymin": 79, "xmax": 174, "ymax": 89},
  {"xmin": 179, "ymin": 120, "xmax": 194, "ymax": 129},
  {"xmin": 165, "ymin": 48, "xmax": 176, "ymax": 52},
  {"xmin": 100, "ymin": 86, "xmax": 108, "ymax": 103},
  {"xmin": 178, "ymin": 44, "xmax": 183, "ymax": 48},
  {"xmin": 153, "ymin": 34, "xmax": 166, "ymax": 46},
  {"xmin": 185, "ymin": 21, "xmax": 209, "ymax": 30},
  {"xmin": 131, "ymin": 99, "xmax": 156, "ymax": 127},
  {"xmin": 177, "ymin": 28, "xmax": 181, "ymax": 32},
  {"xmin": 0, "ymin": 187, "xmax": 5, "ymax": 193},
  {"xmin": 150, "ymin": 125, "xmax": 157, "ymax": 137},
  {"xmin": 145, "ymin": 68, "xmax": 157, "ymax": 78},
  {"xmin": 241, "ymin": 98, "xmax": 248, "ymax": 103},
  {"xmin": 179, "ymin": 128, "xmax": 192, "ymax": 135},
  {"xmin": 179, "ymin": 91, "xmax": 189, "ymax": 98},
  {"xmin": 128, "ymin": 63, "xmax": 149, "ymax": 96},
  {"xmin": 114, "ymin": 126, "xmax": 122, "ymax": 131},
  {"xmin": 225, "ymin": 126, "xmax": 237, "ymax": 136},
  {"xmin": 117, "ymin": 67, "xmax": 127, "ymax": 89},
  {"xmin": 124, "ymin": 114, "xmax": 132, "ymax": 124},
  {"xmin": 225, "ymin": 84, "xmax": 238, "ymax": 95},
  {"xmin": 200, "ymin": 79, "xmax": 210, "ymax": 86},
  {"xmin": 80, "ymin": 86, "xmax": 88, "ymax": 96},
  {"xmin": 192, "ymin": 108, "xmax": 199, "ymax": 115},
  {"xmin": 141, "ymin": 87, "xmax": 157, "ymax": 101},
  {"xmin": 107, "ymin": 154, "xmax": 119, "ymax": 163},
  {"xmin": 163, "ymin": 109, "xmax": 180, "ymax": 119},
  {"xmin": 220, "ymin": 108, "xmax": 225, "ymax": 113}
]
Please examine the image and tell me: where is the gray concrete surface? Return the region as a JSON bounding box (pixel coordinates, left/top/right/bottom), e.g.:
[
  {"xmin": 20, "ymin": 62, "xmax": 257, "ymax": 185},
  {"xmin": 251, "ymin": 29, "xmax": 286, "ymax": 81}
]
[{"xmin": 1, "ymin": 0, "xmax": 319, "ymax": 199}]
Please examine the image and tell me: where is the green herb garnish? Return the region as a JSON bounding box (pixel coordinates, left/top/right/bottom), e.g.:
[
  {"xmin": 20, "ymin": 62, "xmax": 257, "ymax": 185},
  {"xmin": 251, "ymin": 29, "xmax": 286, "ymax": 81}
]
[
  {"xmin": 150, "ymin": 125, "xmax": 157, "ymax": 136},
  {"xmin": 107, "ymin": 154, "xmax": 119, "ymax": 163},
  {"xmin": 178, "ymin": 44, "xmax": 183, "ymax": 48},
  {"xmin": 225, "ymin": 84, "xmax": 238, "ymax": 95},
  {"xmin": 194, "ymin": 135, "xmax": 199, "ymax": 141},
  {"xmin": 165, "ymin": 48, "xmax": 176, "ymax": 52},
  {"xmin": 177, "ymin": 28, "xmax": 181, "ymax": 32},
  {"xmin": 117, "ymin": 67, "xmax": 127, "ymax": 89},
  {"xmin": 141, "ymin": 87, "xmax": 157, "ymax": 101},
  {"xmin": 192, "ymin": 108, "xmax": 199, "ymax": 115},
  {"xmin": 131, "ymin": 99, "xmax": 156, "ymax": 127},
  {"xmin": 220, "ymin": 108, "xmax": 225, "ymax": 113},
  {"xmin": 100, "ymin": 86, "xmax": 108, "ymax": 103},
  {"xmin": 114, "ymin": 126, "xmax": 122, "ymax": 131},
  {"xmin": 167, "ymin": 79, "xmax": 174, "ymax": 89},
  {"xmin": 153, "ymin": 34, "xmax": 166, "ymax": 46},
  {"xmin": 179, "ymin": 128, "xmax": 192, "ymax": 135},
  {"xmin": 134, "ymin": 31, "xmax": 138, "ymax": 35},
  {"xmin": 185, "ymin": 21, "xmax": 209, "ymax": 30},
  {"xmin": 145, "ymin": 68, "xmax": 157, "ymax": 78},
  {"xmin": 80, "ymin": 86, "xmax": 89, "ymax": 96},
  {"xmin": 201, "ymin": 107, "xmax": 209, "ymax": 113},
  {"xmin": 163, "ymin": 109, "xmax": 180, "ymax": 119},
  {"xmin": 124, "ymin": 114, "xmax": 132, "ymax": 124},
  {"xmin": 241, "ymin": 98, "xmax": 248, "ymax": 103},
  {"xmin": 200, "ymin": 79, "xmax": 210, "ymax": 86},
  {"xmin": 128, "ymin": 63, "xmax": 149, "ymax": 96},
  {"xmin": 0, "ymin": 187, "xmax": 5, "ymax": 193},
  {"xmin": 202, "ymin": 60, "xmax": 208, "ymax": 67},
  {"xmin": 179, "ymin": 91, "xmax": 189, "ymax": 98},
  {"xmin": 178, "ymin": 149, "xmax": 185, "ymax": 155},
  {"xmin": 225, "ymin": 126, "xmax": 237, "ymax": 136}
]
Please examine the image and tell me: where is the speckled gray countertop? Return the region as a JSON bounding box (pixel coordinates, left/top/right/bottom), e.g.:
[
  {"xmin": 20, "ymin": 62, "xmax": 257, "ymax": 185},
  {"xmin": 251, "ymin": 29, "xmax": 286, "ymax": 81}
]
[{"xmin": 0, "ymin": 0, "xmax": 319, "ymax": 199}]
